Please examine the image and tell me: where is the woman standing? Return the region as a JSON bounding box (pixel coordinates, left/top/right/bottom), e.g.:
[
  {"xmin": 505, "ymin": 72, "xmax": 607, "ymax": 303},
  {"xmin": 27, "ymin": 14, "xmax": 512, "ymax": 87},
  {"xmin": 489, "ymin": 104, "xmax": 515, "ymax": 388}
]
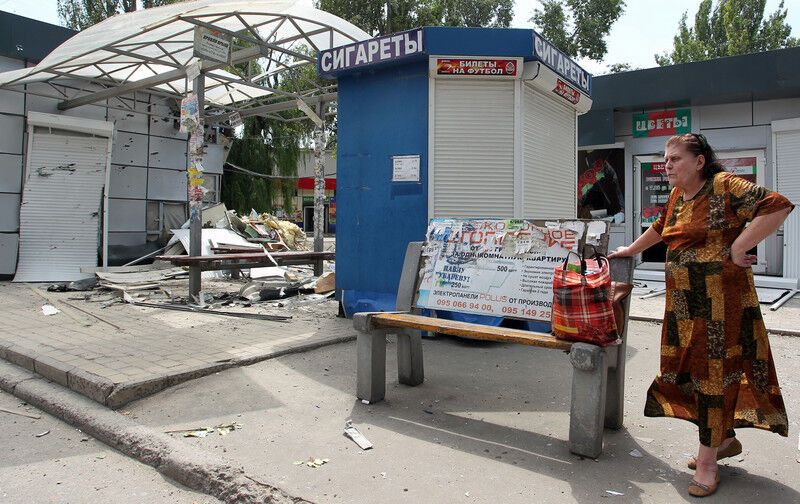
[{"xmin": 609, "ymin": 133, "xmax": 793, "ymax": 497}]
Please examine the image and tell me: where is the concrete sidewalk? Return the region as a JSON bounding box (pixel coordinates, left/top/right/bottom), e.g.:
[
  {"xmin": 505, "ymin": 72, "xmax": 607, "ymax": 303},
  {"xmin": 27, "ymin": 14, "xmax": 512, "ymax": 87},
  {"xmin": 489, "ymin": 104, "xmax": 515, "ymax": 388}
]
[
  {"xmin": 122, "ymin": 321, "xmax": 800, "ymax": 504},
  {"xmin": 0, "ymin": 281, "xmax": 354, "ymax": 407}
]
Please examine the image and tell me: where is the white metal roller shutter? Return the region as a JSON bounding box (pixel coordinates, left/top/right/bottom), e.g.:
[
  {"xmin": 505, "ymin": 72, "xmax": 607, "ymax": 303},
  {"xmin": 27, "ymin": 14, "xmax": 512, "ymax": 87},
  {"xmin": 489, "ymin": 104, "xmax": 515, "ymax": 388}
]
[
  {"xmin": 776, "ymin": 128, "xmax": 800, "ymax": 279},
  {"xmin": 433, "ymin": 79, "xmax": 515, "ymax": 218},
  {"xmin": 522, "ymin": 83, "xmax": 577, "ymax": 219},
  {"xmin": 14, "ymin": 130, "xmax": 110, "ymax": 282}
]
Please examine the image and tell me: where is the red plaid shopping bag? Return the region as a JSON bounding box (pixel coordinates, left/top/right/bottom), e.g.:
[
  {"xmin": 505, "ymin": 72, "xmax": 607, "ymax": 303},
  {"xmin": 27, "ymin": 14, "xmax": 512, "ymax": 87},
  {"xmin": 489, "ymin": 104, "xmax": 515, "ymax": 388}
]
[{"xmin": 551, "ymin": 252, "xmax": 620, "ymax": 346}]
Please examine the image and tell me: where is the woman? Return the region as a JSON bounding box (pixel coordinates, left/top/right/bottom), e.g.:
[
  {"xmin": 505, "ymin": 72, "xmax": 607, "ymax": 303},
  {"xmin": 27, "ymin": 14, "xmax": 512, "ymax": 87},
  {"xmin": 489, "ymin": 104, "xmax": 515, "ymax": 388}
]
[{"xmin": 609, "ymin": 133, "xmax": 793, "ymax": 497}]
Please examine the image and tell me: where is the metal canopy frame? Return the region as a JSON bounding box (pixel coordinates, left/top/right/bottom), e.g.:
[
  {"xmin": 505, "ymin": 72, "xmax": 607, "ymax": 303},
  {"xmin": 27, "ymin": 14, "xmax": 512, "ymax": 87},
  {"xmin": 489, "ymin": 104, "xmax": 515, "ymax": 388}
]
[{"xmin": 0, "ymin": 0, "xmax": 369, "ymax": 123}]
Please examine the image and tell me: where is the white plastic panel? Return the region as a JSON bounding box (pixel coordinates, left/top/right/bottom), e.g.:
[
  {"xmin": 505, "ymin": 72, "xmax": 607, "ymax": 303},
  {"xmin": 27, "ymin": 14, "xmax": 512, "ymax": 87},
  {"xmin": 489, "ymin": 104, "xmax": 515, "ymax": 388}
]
[
  {"xmin": 15, "ymin": 129, "xmax": 111, "ymax": 281},
  {"xmin": 148, "ymin": 136, "xmax": 187, "ymax": 170},
  {"xmin": 112, "ymin": 132, "xmax": 148, "ymax": 167},
  {"xmin": 0, "ymin": 193, "xmax": 20, "ymax": 231},
  {"xmin": 109, "ymin": 165, "xmax": 147, "ymax": 199},
  {"xmin": 147, "ymin": 167, "xmax": 187, "ymax": 201},
  {"xmin": 0, "ymin": 114, "xmax": 23, "ymax": 154},
  {"xmin": 109, "ymin": 104, "xmax": 149, "ymax": 134},
  {"xmin": 202, "ymin": 143, "xmax": 225, "ymax": 174},
  {"xmin": 108, "ymin": 198, "xmax": 146, "ymax": 232},
  {"xmin": 0, "ymin": 233, "xmax": 18, "ymax": 275},
  {"xmin": 0, "ymin": 153, "xmax": 23, "ymax": 192}
]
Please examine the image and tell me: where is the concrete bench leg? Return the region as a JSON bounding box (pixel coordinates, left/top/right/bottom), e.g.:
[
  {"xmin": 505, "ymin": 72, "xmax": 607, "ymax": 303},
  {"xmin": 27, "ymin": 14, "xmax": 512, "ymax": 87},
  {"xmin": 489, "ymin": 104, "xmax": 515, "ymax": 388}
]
[
  {"xmin": 357, "ymin": 330, "xmax": 387, "ymax": 403},
  {"xmin": 604, "ymin": 340, "xmax": 626, "ymax": 430},
  {"xmin": 397, "ymin": 329, "xmax": 424, "ymax": 386},
  {"xmin": 568, "ymin": 343, "xmax": 608, "ymax": 458}
]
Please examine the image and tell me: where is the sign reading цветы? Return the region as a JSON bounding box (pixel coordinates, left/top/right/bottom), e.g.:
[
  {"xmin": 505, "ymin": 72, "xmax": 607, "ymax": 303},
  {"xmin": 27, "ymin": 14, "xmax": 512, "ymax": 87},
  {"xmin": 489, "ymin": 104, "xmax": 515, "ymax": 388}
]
[{"xmin": 633, "ymin": 109, "xmax": 691, "ymax": 138}]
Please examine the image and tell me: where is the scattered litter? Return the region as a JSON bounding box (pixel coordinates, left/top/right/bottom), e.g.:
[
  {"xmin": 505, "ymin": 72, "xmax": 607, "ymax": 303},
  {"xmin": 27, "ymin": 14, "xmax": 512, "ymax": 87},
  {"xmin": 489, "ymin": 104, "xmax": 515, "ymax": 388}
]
[
  {"xmin": 605, "ymin": 490, "xmax": 624, "ymax": 496},
  {"xmin": 380, "ymin": 472, "xmax": 387, "ymax": 479},
  {"xmin": 41, "ymin": 304, "xmax": 60, "ymax": 316},
  {"xmin": 361, "ymin": 400, "xmax": 370, "ymax": 405},
  {"xmin": 465, "ymin": 492, "xmax": 470, "ymax": 497},
  {"xmin": 96, "ymin": 454, "xmax": 106, "ymax": 459},
  {"xmin": 344, "ymin": 420, "xmax": 373, "ymax": 450},
  {"xmin": 165, "ymin": 422, "xmax": 242, "ymax": 438},
  {"xmin": 628, "ymin": 449, "xmax": 643, "ymax": 458},
  {"xmin": 0, "ymin": 407, "xmax": 41, "ymax": 419},
  {"xmin": 634, "ymin": 437, "xmax": 654, "ymax": 444},
  {"xmin": 278, "ymin": 291, "xmax": 335, "ymax": 308},
  {"xmin": 294, "ymin": 457, "xmax": 330, "ymax": 468},
  {"xmin": 35, "ymin": 430, "xmax": 50, "ymax": 437},
  {"xmin": 423, "ymin": 409, "xmax": 434, "ymax": 415},
  {"xmin": 314, "ymin": 271, "xmax": 335, "ymax": 294}
]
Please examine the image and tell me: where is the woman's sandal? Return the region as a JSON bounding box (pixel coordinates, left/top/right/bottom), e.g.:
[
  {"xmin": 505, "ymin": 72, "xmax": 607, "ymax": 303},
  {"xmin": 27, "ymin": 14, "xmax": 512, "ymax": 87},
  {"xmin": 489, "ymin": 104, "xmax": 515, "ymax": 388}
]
[
  {"xmin": 687, "ymin": 438, "xmax": 742, "ymax": 470},
  {"xmin": 688, "ymin": 473, "xmax": 721, "ymax": 497}
]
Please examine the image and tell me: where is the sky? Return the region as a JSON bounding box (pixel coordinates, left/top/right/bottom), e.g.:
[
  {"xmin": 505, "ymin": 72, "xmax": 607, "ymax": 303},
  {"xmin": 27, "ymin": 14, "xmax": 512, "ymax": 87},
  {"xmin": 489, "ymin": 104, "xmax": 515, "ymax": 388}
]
[{"xmin": 0, "ymin": 0, "xmax": 798, "ymax": 75}]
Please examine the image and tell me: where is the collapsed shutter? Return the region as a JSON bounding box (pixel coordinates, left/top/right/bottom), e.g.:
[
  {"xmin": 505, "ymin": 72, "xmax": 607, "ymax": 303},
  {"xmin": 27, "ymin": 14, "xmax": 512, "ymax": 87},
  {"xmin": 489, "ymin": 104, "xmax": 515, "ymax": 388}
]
[
  {"xmin": 14, "ymin": 128, "xmax": 110, "ymax": 282},
  {"xmin": 432, "ymin": 79, "xmax": 515, "ymax": 218},
  {"xmin": 522, "ymin": 83, "xmax": 577, "ymax": 219},
  {"xmin": 776, "ymin": 127, "xmax": 800, "ymax": 279}
]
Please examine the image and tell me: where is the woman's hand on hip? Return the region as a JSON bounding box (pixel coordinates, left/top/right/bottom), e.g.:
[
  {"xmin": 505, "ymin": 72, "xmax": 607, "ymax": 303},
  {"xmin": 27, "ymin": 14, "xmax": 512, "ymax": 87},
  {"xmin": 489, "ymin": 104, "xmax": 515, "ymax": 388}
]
[
  {"xmin": 730, "ymin": 246, "xmax": 758, "ymax": 267},
  {"xmin": 608, "ymin": 246, "xmax": 633, "ymax": 258}
]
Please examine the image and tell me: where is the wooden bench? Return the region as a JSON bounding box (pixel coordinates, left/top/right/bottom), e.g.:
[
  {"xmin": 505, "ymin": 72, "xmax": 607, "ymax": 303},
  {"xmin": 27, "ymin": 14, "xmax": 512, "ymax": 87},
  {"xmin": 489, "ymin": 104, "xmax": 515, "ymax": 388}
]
[{"xmin": 353, "ymin": 239, "xmax": 634, "ymax": 459}]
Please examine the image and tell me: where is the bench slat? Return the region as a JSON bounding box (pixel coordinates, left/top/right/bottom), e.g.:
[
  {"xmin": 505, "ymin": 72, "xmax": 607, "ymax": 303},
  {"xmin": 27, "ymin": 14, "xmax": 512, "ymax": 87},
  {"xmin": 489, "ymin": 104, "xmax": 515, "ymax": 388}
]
[{"xmin": 370, "ymin": 313, "xmax": 573, "ymax": 351}]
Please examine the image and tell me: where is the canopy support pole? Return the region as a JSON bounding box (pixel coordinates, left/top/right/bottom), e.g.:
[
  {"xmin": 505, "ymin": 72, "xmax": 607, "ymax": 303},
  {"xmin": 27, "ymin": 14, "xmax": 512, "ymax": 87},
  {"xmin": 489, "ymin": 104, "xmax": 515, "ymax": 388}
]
[
  {"xmin": 189, "ymin": 72, "xmax": 205, "ymax": 303},
  {"xmin": 313, "ymin": 101, "xmax": 326, "ymax": 276}
]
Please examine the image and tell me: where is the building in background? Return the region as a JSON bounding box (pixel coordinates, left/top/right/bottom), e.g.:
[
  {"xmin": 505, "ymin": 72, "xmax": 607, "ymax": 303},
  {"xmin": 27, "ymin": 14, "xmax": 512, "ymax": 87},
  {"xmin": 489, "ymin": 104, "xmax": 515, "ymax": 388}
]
[{"xmin": 579, "ymin": 47, "xmax": 800, "ymax": 285}]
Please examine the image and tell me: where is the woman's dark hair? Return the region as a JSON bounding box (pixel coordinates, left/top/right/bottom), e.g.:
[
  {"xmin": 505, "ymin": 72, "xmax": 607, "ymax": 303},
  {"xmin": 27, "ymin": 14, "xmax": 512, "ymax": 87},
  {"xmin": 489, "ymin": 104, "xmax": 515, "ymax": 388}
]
[{"xmin": 665, "ymin": 133, "xmax": 725, "ymax": 178}]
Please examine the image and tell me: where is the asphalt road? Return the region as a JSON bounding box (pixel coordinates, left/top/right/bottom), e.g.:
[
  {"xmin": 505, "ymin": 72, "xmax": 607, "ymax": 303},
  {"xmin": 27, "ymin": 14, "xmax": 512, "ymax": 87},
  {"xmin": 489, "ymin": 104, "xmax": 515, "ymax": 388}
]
[{"xmin": 0, "ymin": 390, "xmax": 219, "ymax": 504}]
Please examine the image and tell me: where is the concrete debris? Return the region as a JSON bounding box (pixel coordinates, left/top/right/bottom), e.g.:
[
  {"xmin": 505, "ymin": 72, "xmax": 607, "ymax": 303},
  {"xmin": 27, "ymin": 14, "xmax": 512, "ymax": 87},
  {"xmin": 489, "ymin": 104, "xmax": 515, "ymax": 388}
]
[
  {"xmin": 315, "ymin": 271, "xmax": 335, "ymax": 294},
  {"xmin": 165, "ymin": 422, "xmax": 242, "ymax": 438},
  {"xmin": 293, "ymin": 458, "xmax": 330, "ymax": 468},
  {"xmin": 344, "ymin": 420, "xmax": 373, "ymax": 450},
  {"xmin": 0, "ymin": 406, "xmax": 41, "ymax": 419},
  {"xmin": 41, "ymin": 304, "xmax": 60, "ymax": 316}
]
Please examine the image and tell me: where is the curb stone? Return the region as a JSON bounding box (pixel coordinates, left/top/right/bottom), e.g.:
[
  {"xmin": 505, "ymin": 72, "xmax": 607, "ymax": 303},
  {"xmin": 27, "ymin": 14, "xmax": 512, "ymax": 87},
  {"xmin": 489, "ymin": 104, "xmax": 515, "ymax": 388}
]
[{"xmin": 0, "ymin": 360, "xmax": 311, "ymax": 504}]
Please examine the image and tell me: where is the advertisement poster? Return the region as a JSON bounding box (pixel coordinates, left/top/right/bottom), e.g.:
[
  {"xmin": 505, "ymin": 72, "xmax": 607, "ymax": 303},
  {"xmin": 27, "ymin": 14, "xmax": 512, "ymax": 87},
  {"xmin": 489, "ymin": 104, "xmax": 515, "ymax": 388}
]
[
  {"xmin": 577, "ymin": 148, "xmax": 625, "ymax": 223},
  {"xmin": 640, "ymin": 162, "xmax": 669, "ymax": 225},
  {"xmin": 436, "ymin": 58, "xmax": 518, "ymax": 76},
  {"xmin": 720, "ymin": 157, "xmax": 757, "ymax": 183},
  {"xmin": 415, "ymin": 219, "xmax": 608, "ymax": 322},
  {"xmin": 633, "ymin": 109, "xmax": 691, "ymax": 138}
]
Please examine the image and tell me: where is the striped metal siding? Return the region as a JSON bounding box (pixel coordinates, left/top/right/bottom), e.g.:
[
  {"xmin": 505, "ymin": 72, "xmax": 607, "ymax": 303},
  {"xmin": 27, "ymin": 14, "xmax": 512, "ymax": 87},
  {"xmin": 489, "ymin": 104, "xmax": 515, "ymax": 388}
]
[
  {"xmin": 776, "ymin": 129, "xmax": 800, "ymax": 280},
  {"xmin": 14, "ymin": 130, "xmax": 109, "ymax": 282},
  {"xmin": 522, "ymin": 83, "xmax": 577, "ymax": 219},
  {"xmin": 433, "ymin": 80, "xmax": 515, "ymax": 218}
]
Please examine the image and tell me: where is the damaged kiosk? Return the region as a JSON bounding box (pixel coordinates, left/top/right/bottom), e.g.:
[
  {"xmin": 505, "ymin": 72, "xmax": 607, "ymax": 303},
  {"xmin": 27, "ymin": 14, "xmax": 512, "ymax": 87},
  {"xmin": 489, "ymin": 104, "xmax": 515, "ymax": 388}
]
[{"xmin": 320, "ymin": 27, "xmax": 593, "ymax": 316}]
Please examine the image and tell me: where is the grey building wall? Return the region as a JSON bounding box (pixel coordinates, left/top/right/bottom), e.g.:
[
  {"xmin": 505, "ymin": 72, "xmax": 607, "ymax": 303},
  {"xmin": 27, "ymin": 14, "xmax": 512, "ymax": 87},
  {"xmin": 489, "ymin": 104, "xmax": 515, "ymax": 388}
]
[{"xmin": 0, "ymin": 55, "xmax": 224, "ymax": 273}]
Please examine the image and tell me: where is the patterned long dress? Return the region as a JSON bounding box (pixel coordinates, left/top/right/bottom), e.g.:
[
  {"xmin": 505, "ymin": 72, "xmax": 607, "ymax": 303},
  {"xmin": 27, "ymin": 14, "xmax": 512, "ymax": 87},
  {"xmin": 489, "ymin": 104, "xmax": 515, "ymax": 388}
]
[{"xmin": 644, "ymin": 171, "xmax": 793, "ymax": 447}]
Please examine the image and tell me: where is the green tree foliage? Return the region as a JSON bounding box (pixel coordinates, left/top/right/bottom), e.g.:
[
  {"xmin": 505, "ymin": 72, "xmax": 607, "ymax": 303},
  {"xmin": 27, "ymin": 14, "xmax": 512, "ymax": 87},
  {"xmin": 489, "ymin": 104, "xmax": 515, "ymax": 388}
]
[
  {"xmin": 529, "ymin": 0, "xmax": 625, "ymax": 61},
  {"xmin": 222, "ymin": 115, "xmax": 304, "ymax": 216},
  {"xmin": 656, "ymin": 0, "xmax": 799, "ymax": 66},
  {"xmin": 57, "ymin": 0, "xmax": 181, "ymax": 30},
  {"xmin": 315, "ymin": 0, "xmax": 513, "ymax": 36}
]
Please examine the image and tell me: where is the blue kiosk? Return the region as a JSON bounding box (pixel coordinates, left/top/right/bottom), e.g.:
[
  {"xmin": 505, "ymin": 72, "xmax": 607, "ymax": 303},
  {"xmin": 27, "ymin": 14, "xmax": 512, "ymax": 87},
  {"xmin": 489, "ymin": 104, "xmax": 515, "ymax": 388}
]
[{"xmin": 319, "ymin": 27, "xmax": 593, "ymax": 316}]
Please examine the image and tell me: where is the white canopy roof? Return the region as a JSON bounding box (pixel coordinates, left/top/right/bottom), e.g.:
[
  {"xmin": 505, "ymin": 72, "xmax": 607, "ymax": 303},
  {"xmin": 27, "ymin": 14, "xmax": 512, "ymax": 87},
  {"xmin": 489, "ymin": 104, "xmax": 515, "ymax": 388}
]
[{"xmin": 0, "ymin": 0, "xmax": 369, "ymax": 116}]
